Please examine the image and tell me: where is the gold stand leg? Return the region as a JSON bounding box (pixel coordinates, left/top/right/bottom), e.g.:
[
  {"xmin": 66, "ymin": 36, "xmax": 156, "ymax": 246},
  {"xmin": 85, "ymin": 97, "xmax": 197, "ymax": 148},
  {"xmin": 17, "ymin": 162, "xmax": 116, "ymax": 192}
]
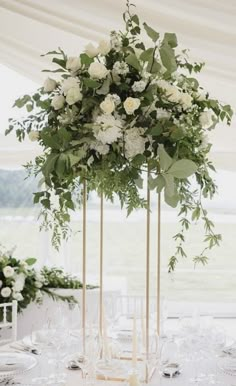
[
  {"xmin": 99, "ymin": 191, "xmax": 104, "ymax": 336},
  {"xmin": 146, "ymin": 169, "xmax": 150, "ymax": 382},
  {"xmin": 157, "ymin": 193, "xmax": 161, "ymax": 336},
  {"xmin": 82, "ymin": 179, "xmax": 87, "ymax": 353}
]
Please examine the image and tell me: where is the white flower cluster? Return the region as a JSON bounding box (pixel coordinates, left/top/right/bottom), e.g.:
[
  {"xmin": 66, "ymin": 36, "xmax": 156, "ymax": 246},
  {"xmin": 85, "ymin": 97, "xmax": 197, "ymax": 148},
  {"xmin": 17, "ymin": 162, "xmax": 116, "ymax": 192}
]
[
  {"xmin": 132, "ymin": 80, "xmax": 147, "ymax": 93},
  {"xmin": 85, "ymin": 39, "xmax": 111, "ymax": 58},
  {"xmin": 94, "ymin": 114, "xmax": 123, "ymax": 144},
  {"xmin": 157, "ymin": 80, "xmax": 193, "ymax": 110},
  {"xmin": 113, "ymin": 61, "xmax": 129, "ymax": 75},
  {"xmin": 0, "ymin": 265, "xmax": 26, "ymax": 300},
  {"xmin": 125, "ymin": 127, "xmax": 147, "ymax": 158}
]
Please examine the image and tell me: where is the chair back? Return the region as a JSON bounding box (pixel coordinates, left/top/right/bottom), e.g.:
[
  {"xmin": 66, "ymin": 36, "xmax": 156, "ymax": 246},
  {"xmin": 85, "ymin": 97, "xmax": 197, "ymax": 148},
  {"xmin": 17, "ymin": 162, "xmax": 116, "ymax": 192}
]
[{"xmin": 0, "ymin": 300, "xmax": 17, "ymax": 345}]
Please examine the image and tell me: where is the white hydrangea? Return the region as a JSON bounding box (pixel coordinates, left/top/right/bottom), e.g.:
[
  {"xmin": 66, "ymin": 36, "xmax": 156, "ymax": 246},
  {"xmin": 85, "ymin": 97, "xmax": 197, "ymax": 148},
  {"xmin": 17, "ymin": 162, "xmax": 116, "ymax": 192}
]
[
  {"xmin": 113, "ymin": 61, "xmax": 129, "ymax": 75},
  {"xmin": 90, "ymin": 141, "xmax": 110, "ymax": 155},
  {"xmin": 125, "ymin": 127, "xmax": 147, "ymax": 158},
  {"xmin": 94, "ymin": 114, "xmax": 123, "ymax": 144},
  {"xmin": 35, "ymin": 281, "xmax": 43, "ymax": 289},
  {"xmin": 156, "ymin": 80, "xmax": 170, "ymax": 90},
  {"xmin": 132, "ymin": 80, "xmax": 147, "ymax": 93},
  {"xmin": 156, "ymin": 108, "xmax": 171, "ymax": 120},
  {"xmin": 13, "ymin": 273, "xmax": 25, "ymax": 292}
]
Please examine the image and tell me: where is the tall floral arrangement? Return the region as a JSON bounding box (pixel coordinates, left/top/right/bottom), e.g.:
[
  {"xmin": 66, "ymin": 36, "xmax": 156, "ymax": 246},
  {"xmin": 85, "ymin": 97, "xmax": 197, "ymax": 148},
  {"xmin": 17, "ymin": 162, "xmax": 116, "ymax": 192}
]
[{"xmin": 6, "ymin": 2, "xmax": 233, "ymax": 270}]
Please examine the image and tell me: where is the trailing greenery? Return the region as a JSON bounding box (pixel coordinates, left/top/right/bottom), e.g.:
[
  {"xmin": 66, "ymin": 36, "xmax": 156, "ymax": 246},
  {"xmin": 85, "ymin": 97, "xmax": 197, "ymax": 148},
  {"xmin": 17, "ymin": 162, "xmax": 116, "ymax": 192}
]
[
  {"xmin": 0, "ymin": 245, "xmax": 95, "ymax": 316},
  {"xmin": 6, "ymin": 1, "xmax": 233, "ymax": 270}
]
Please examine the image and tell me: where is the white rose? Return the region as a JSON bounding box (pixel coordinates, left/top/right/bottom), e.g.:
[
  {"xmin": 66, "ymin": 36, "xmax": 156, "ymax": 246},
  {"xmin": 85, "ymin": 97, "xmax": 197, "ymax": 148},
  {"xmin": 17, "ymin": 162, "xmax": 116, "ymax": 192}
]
[
  {"xmin": 61, "ymin": 77, "xmax": 80, "ymax": 95},
  {"xmin": 100, "ymin": 97, "xmax": 115, "ymax": 114},
  {"xmin": 66, "ymin": 57, "xmax": 81, "ymax": 72},
  {"xmin": 13, "ymin": 292, "xmax": 23, "ymax": 301},
  {"xmin": 179, "ymin": 93, "xmax": 193, "ymax": 110},
  {"xmin": 1, "ymin": 287, "xmax": 11, "ymax": 298},
  {"xmin": 0, "ymin": 280, "xmax": 2, "ymax": 288},
  {"xmin": 51, "ymin": 95, "xmax": 65, "ymax": 110},
  {"xmin": 66, "ymin": 87, "xmax": 83, "ymax": 105},
  {"xmin": 98, "ymin": 40, "xmax": 111, "ymax": 55},
  {"xmin": 35, "ymin": 281, "xmax": 43, "ymax": 289},
  {"xmin": 28, "ymin": 131, "xmax": 39, "ymax": 142},
  {"xmin": 88, "ymin": 62, "xmax": 109, "ymax": 80},
  {"xmin": 84, "ymin": 42, "xmax": 98, "ymax": 58},
  {"xmin": 199, "ymin": 110, "xmax": 215, "ymax": 129},
  {"xmin": 123, "ymin": 97, "xmax": 141, "ymax": 115},
  {"xmin": 43, "ymin": 77, "xmax": 57, "ymax": 93},
  {"xmin": 196, "ymin": 91, "xmax": 207, "ymax": 101},
  {"xmin": 165, "ymin": 85, "xmax": 181, "ymax": 103},
  {"xmin": 3, "ymin": 266, "xmax": 14, "ymax": 278}
]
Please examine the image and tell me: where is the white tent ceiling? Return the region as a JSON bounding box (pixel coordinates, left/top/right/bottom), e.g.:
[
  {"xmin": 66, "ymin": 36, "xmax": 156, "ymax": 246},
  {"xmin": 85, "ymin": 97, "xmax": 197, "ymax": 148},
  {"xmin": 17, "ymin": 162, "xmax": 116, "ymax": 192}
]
[{"xmin": 0, "ymin": 0, "xmax": 235, "ymax": 169}]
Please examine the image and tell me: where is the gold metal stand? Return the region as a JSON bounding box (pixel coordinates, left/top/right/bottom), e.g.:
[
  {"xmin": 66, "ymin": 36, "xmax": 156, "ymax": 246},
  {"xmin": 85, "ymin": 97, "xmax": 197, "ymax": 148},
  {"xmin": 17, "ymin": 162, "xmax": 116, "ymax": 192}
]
[
  {"xmin": 82, "ymin": 179, "xmax": 87, "ymax": 352},
  {"xmin": 99, "ymin": 191, "xmax": 104, "ymax": 336},
  {"xmin": 145, "ymin": 168, "xmax": 150, "ymax": 382},
  {"xmin": 157, "ymin": 193, "xmax": 161, "ymax": 336}
]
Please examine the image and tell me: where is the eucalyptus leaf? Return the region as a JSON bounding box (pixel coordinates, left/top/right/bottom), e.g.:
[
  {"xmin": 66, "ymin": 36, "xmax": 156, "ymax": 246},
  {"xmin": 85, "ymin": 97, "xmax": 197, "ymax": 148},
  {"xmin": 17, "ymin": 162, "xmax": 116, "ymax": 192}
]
[
  {"xmin": 143, "ymin": 22, "xmax": 159, "ymax": 42},
  {"xmin": 96, "ymin": 78, "xmax": 110, "ymax": 95},
  {"xmin": 163, "ymin": 33, "xmax": 178, "ymax": 48},
  {"xmin": 140, "ymin": 48, "xmax": 154, "ymax": 62},
  {"xmin": 168, "ymin": 159, "xmax": 197, "ymax": 178},
  {"xmin": 156, "ymin": 175, "xmax": 166, "ymax": 193},
  {"xmin": 164, "ymin": 190, "xmax": 179, "ymax": 208},
  {"xmin": 83, "ymin": 78, "xmax": 100, "ymax": 89},
  {"xmin": 25, "ymin": 257, "xmax": 37, "ymax": 266},
  {"xmin": 163, "ymin": 174, "xmax": 175, "ymax": 197},
  {"xmin": 158, "ymin": 144, "xmax": 173, "ymax": 171},
  {"xmin": 159, "ymin": 43, "xmax": 177, "ymax": 73},
  {"xmin": 125, "ymin": 53, "xmax": 141, "ymax": 71},
  {"xmin": 135, "ymin": 176, "xmax": 143, "ymax": 189}
]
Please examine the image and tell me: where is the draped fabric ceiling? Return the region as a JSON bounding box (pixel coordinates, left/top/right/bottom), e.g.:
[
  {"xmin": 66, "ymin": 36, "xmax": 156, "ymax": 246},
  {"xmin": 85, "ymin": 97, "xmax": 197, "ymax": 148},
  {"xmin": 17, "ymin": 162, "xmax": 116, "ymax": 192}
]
[{"xmin": 0, "ymin": 0, "xmax": 235, "ymax": 169}]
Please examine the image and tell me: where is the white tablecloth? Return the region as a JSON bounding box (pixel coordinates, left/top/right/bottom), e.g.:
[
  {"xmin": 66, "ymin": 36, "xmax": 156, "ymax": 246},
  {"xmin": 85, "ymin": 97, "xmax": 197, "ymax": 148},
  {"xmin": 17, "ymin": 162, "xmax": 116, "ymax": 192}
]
[{"xmin": 0, "ymin": 340, "xmax": 235, "ymax": 386}]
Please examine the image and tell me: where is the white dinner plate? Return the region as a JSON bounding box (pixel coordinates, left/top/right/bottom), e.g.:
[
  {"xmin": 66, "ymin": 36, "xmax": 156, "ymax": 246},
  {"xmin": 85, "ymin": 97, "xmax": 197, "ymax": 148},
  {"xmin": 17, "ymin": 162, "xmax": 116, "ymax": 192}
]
[{"xmin": 0, "ymin": 352, "xmax": 37, "ymax": 380}]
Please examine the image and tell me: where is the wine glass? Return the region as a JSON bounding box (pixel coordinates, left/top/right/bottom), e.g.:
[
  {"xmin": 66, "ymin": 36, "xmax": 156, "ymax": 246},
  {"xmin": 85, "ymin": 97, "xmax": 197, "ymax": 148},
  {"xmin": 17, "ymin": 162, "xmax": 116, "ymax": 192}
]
[{"xmin": 160, "ymin": 337, "xmax": 181, "ymax": 379}]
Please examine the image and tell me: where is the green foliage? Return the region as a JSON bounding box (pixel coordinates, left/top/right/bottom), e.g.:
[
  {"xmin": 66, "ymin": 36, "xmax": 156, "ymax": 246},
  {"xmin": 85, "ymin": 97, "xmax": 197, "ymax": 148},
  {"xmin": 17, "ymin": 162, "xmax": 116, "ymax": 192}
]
[
  {"xmin": 6, "ymin": 0, "xmax": 233, "ymax": 271},
  {"xmin": 0, "ymin": 245, "xmax": 96, "ymax": 315}
]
